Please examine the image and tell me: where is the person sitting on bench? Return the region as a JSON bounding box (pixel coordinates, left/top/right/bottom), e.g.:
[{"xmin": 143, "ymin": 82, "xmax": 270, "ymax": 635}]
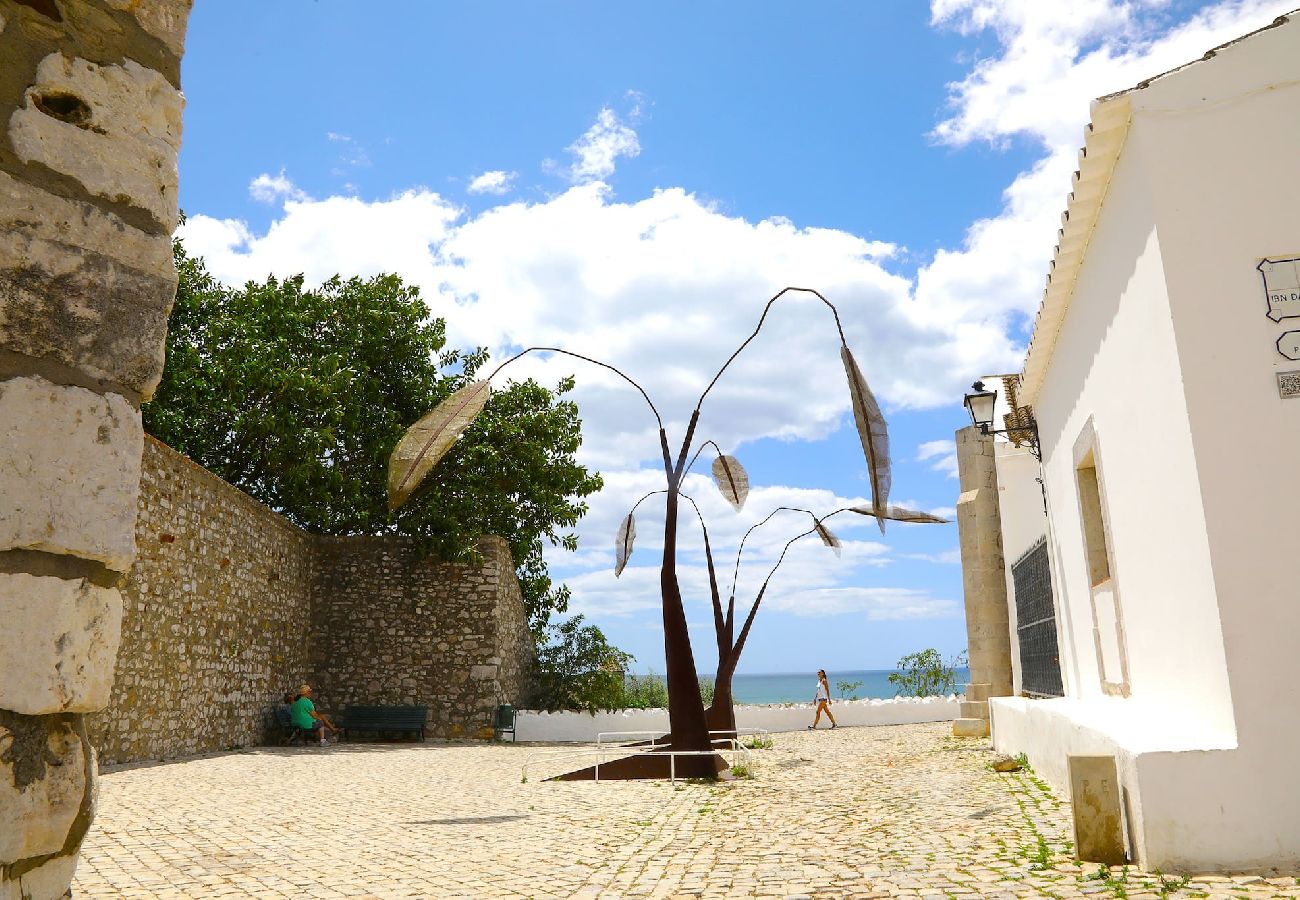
[{"xmin": 291, "ymin": 684, "xmax": 339, "ymax": 745}]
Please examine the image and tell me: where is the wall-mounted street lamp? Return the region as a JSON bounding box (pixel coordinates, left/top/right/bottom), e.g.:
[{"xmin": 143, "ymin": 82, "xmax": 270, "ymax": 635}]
[{"xmin": 963, "ymin": 380, "xmax": 1042, "ymax": 461}]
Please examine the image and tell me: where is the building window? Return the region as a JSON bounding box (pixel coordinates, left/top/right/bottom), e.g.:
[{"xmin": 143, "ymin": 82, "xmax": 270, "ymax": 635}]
[
  {"xmin": 1012, "ymin": 537, "xmax": 1064, "ymax": 697},
  {"xmin": 1076, "ymin": 451, "xmax": 1111, "ymax": 587},
  {"xmin": 1073, "ymin": 420, "xmax": 1131, "ymax": 696}
]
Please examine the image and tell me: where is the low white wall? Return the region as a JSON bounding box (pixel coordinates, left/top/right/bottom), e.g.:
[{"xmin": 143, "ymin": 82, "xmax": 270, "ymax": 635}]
[{"xmin": 516, "ymin": 696, "xmax": 959, "ymax": 742}]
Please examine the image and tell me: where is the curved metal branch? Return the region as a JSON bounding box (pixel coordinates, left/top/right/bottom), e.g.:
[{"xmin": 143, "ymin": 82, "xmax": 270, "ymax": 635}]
[
  {"xmin": 485, "ymin": 345, "xmax": 663, "ymax": 430},
  {"xmin": 627, "ymin": 489, "xmax": 668, "ymax": 518},
  {"xmin": 684, "ymin": 439, "xmax": 725, "ymax": 479},
  {"xmin": 728, "ymin": 506, "xmax": 819, "ymax": 601},
  {"xmin": 694, "ymin": 287, "xmax": 848, "ymax": 414}
]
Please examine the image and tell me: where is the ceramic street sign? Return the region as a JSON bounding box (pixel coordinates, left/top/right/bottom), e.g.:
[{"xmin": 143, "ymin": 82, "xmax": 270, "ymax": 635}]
[
  {"xmin": 1277, "ymin": 330, "xmax": 1300, "ymax": 361},
  {"xmin": 1258, "ymin": 256, "xmax": 1300, "ymax": 322}
]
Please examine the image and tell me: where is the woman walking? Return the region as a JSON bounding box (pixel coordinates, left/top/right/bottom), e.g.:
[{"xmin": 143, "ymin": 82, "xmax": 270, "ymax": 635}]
[{"xmin": 808, "ymin": 669, "xmax": 837, "ymax": 729}]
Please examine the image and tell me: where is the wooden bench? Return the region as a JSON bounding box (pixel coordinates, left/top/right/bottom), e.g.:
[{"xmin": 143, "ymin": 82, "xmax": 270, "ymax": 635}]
[{"xmin": 340, "ymin": 705, "xmax": 428, "ymax": 742}]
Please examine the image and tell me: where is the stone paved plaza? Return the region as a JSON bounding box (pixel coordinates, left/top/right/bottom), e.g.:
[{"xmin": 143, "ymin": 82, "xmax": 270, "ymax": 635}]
[{"xmin": 73, "ymin": 723, "xmax": 1298, "ymax": 899}]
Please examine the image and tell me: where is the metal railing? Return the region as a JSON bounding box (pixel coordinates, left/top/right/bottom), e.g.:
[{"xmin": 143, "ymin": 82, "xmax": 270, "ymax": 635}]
[
  {"xmin": 594, "ymin": 728, "xmax": 773, "ymax": 749},
  {"xmin": 595, "ymin": 730, "xmax": 668, "ymax": 748},
  {"xmin": 709, "ymin": 728, "xmax": 772, "ymax": 748}
]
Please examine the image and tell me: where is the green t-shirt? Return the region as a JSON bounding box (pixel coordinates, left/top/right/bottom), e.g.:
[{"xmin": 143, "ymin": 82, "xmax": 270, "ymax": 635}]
[{"xmin": 291, "ymin": 696, "xmax": 316, "ymax": 729}]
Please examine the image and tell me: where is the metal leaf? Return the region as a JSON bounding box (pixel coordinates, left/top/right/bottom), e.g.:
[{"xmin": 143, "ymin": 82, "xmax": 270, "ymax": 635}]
[
  {"xmin": 813, "ymin": 518, "xmax": 841, "ymax": 557},
  {"xmin": 710, "ymin": 454, "xmax": 750, "ymax": 511},
  {"xmin": 615, "ymin": 512, "xmax": 636, "ymax": 578},
  {"xmin": 850, "ymin": 504, "xmax": 949, "ymax": 525},
  {"xmin": 387, "ymin": 379, "xmax": 491, "ymax": 512},
  {"xmin": 841, "ymin": 346, "xmax": 891, "ymax": 532}
]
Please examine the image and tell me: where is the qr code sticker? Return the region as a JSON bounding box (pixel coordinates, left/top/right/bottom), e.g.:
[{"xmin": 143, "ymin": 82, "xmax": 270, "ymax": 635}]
[{"xmin": 1277, "ymin": 370, "xmax": 1300, "ymax": 399}]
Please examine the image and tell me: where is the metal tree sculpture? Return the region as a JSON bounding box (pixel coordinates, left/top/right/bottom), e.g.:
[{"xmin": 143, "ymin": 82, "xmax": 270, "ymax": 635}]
[
  {"xmin": 388, "ymin": 287, "xmax": 894, "ymax": 772},
  {"xmin": 618, "ymin": 483, "xmax": 948, "ymax": 739}
]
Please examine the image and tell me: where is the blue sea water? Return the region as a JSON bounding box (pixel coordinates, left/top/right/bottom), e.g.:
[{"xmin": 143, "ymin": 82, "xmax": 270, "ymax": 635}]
[{"xmin": 729, "ymin": 668, "xmax": 970, "ymax": 704}]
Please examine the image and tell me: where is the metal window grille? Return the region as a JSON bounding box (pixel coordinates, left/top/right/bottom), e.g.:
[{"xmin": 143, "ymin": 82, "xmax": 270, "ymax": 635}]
[{"xmin": 1012, "ymin": 537, "xmax": 1064, "ymax": 697}]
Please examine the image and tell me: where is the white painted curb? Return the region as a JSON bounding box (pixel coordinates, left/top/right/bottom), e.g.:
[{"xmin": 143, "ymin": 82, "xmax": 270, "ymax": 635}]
[{"xmin": 515, "ymin": 695, "xmax": 959, "ymax": 742}]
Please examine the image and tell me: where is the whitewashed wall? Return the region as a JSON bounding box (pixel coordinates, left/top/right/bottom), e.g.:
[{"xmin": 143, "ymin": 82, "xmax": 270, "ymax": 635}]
[
  {"xmin": 517, "ymin": 696, "xmax": 959, "ymax": 742},
  {"xmin": 991, "ymin": 16, "xmax": 1300, "ymax": 872}
]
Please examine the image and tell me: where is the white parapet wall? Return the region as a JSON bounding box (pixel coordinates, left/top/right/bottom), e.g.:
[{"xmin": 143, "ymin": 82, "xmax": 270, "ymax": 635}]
[{"xmin": 516, "ymin": 696, "xmax": 959, "ymax": 742}]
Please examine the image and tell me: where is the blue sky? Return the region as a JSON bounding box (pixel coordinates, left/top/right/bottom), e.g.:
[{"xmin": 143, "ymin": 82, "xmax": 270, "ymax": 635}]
[{"xmin": 175, "ymin": 0, "xmax": 1292, "ymax": 674}]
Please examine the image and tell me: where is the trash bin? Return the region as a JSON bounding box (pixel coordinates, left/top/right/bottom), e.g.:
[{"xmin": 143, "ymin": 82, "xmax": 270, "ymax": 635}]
[{"xmin": 494, "ymin": 704, "xmax": 516, "ymax": 742}]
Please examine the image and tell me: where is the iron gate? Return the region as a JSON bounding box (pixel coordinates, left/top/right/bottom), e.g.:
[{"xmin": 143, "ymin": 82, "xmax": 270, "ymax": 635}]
[{"xmin": 1011, "ymin": 537, "xmax": 1064, "ymax": 697}]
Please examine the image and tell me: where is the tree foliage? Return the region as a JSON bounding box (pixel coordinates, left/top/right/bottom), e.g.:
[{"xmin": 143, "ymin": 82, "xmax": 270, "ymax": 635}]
[
  {"xmin": 529, "ymin": 616, "xmax": 631, "ymax": 713},
  {"xmin": 145, "ymin": 240, "xmax": 603, "ymax": 633},
  {"xmin": 887, "ymin": 648, "xmax": 967, "ymax": 697}
]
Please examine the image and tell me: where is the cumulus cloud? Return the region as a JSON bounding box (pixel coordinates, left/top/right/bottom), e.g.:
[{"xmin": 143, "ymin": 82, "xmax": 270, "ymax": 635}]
[
  {"xmin": 248, "ymin": 170, "xmax": 307, "ymax": 204},
  {"xmin": 467, "ymin": 170, "xmax": 517, "ymax": 195},
  {"xmin": 564, "ymin": 107, "xmax": 640, "ymax": 183}
]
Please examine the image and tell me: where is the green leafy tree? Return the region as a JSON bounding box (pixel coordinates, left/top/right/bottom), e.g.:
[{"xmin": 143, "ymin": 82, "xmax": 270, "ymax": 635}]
[
  {"xmin": 887, "ymin": 649, "xmax": 967, "ymax": 697},
  {"xmin": 146, "ymin": 239, "xmax": 603, "ymax": 633},
  {"xmin": 529, "ymin": 616, "xmax": 631, "ymax": 712},
  {"xmin": 836, "ymin": 679, "xmax": 864, "ymax": 700}
]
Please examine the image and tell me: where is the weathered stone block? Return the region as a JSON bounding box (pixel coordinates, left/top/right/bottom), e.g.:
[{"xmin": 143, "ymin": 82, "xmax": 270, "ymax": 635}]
[
  {"xmin": 0, "ymin": 574, "xmax": 123, "ymax": 715},
  {"xmin": 104, "ymin": 0, "xmax": 193, "ymax": 59},
  {"xmin": 0, "ymin": 711, "xmax": 88, "ymax": 863},
  {"xmin": 0, "ymin": 377, "xmax": 142, "ymax": 570},
  {"xmin": 16, "ymin": 852, "xmax": 79, "ymax": 899},
  {"xmin": 0, "ymin": 170, "xmax": 173, "ymax": 272},
  {"xmin": 1069, "ymin": 755, "xmax": 1127, "ymax": 865},
  {"xmin": 9, "ymin": 53, "xmax": 184, "ymax": 232},
  {"xmin": 0, "ymin": 224, "xmax": 178, "ymax": 397},
  {"xmin": 959, "ymin": 700, "xmax": 989, "ymax": 719},
  {"xmin": 952, "ymin": 717, "xmax": 989, "ymax": 738}
]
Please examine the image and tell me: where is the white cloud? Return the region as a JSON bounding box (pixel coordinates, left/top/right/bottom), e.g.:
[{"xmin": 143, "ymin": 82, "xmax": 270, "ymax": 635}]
[
  {"xmin": 917, "ymin": 439, "xmax": 959, "ymax": 480},
  {"xmin": 766, "ymin": 587, "xmax": 959, "ymax": 619},
  {"xmin": 902, "ymin": 547, "xmax": 963, "ymax": 565},
  {"xmin": 248, "ymin": 170, "xmax": 306, "ymax": 204},
  {"xmin": 182, "ymin": 189, "xmax": 459, "ymax": 288},
  {"xmin": 467, "ymin": 170, "xmax": 517, "ymax": 195},
  {"xmin": 182, "ymin": 181, "xmax": 974, "ymax": 471},
  {"xmin": 564, "ymin": 107, "xmax": 640, "ymax": 183},
  {"xmin": 325, "ymin": 131, "xmax": 371, "ymax": 170}
]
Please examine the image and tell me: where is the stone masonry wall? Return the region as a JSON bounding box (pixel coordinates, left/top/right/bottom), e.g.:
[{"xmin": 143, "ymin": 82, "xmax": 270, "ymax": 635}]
[
  {"xmin": 311, "ymin": 535, "xmax": 531, "ymax": 740},
  {"xmin": 88, "ymin": 437, "xmax": 315, "ymax": 765},
  {"xmin": 0, "ymin": 2, "xmax": 193, "ymax": 895},
  {"xmin": 88, "ymin": 438, "xmax": 532, "ymax": 763}
]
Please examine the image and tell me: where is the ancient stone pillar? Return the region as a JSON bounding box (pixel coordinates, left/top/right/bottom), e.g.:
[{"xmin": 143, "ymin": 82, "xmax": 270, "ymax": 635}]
[
  {"xmin": 0, "ymin": 3, "xmax": 191, "ymax": 895},
  {"xmin": 953, "ymin": 425, "xmax": 1014, "ymax": 738}
]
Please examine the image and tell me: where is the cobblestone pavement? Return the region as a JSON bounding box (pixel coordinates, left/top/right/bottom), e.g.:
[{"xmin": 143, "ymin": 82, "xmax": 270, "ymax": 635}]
[{"xmin": 74, "ymin": 722, "xmax": 1298, "ymax": 899}]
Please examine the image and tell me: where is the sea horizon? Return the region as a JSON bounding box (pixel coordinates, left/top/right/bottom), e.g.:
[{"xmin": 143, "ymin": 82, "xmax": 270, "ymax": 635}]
[{"xmin": 698, "ymin": 667, "xmax": 971, "ymax": 705}]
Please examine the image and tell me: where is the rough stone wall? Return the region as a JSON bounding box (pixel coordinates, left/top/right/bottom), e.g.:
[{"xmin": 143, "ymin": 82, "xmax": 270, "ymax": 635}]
[
  {"xmin": 311, "ymin": 535, "xmax": 532, "ymax": 740},
  {"xmin": 85, "ymin": 439, "xmax": 532, "ymax": 761},
  {"xmin": 87, "ymin": 438, "xmax": 315, "ymax": 765},
  {"xmin": 0, "ymin": 2, "xmax": 193, "ymax": 896}
]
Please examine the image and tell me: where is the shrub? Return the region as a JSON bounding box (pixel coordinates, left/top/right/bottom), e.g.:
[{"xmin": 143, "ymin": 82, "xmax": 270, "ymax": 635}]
[
  {"xmin": 887, "ymin": 648, "xmax": 967, "ymax": 697},
  {"xmin": 529, "ymin": 615, "xmax": 630, "ymax": 712}
]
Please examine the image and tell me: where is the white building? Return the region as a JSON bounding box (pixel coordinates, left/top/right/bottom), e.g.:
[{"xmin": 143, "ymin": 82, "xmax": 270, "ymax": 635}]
[{"xmin": 971, "ymin": 13, "xmax": 1300, "ymax": 872}]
